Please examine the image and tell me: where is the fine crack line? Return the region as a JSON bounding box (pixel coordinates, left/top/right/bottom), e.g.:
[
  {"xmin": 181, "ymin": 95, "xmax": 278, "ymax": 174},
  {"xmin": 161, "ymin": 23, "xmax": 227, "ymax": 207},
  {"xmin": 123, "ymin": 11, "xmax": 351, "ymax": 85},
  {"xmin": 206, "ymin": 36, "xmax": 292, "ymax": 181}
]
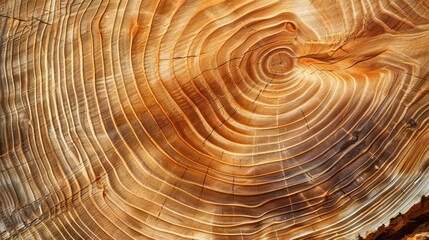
[
  {"xmin": 0, "ymin": 14, "xmax": 27, "ymax": 22},
  {"xmin": 300, "ymin": 108, "xmax": 310, "ymax": 130},
  {"xmin": 32, "ymin": 17, "xmax": 52, "ymax": 25}
]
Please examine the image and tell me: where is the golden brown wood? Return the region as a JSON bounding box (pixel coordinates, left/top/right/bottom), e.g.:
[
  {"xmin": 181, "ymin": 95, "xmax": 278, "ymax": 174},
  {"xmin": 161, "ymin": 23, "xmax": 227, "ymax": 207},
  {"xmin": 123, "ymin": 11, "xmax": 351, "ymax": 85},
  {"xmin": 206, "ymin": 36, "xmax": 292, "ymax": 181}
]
[{"xmin": 1, "ymin": 0, "xmax": 429, "ymax": 239}]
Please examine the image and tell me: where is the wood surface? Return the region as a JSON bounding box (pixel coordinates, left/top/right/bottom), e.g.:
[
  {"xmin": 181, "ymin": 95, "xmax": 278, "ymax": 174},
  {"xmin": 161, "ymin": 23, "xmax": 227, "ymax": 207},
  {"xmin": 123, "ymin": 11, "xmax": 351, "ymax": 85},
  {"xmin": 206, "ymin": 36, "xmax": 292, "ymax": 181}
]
[{"xmin": 1, "ymin": 0, "xmax": 429, "ymax": 239}]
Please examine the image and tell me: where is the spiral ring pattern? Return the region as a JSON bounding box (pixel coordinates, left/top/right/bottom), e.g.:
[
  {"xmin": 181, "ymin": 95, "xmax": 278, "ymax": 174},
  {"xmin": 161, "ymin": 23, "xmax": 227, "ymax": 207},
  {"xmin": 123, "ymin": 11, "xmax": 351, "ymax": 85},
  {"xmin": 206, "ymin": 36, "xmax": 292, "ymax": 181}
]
[{"xmin": 1, "ymin": 0, "xmax": 429, "ymax": 239}]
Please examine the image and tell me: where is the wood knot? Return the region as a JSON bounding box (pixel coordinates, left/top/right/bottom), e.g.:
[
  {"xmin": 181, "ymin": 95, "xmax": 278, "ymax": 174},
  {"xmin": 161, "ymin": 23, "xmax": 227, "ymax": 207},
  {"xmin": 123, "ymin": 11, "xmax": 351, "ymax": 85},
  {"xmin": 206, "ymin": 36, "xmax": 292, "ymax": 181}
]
[
  {"xmin": 285, "ymin": 22, "xmax": 297, "ymax": 32},
  {"xmin": 406, "ymin": 119, "xmax": 417, "ymax": 129},
  {"xmin": 95, "ymin": 176, "xmax": 107, "ymax": 197},
  {"xmin": 339, "ymin": 131, "xmax": 360, "ymax": 151}
]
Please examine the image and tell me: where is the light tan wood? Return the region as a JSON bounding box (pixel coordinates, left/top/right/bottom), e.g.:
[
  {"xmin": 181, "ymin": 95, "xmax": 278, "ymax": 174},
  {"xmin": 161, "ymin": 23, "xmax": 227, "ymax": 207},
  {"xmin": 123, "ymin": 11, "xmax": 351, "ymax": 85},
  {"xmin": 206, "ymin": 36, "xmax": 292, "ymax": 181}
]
[{"xmin": 1, "ymin": 0, "xmax": 429, "ymax": 239}]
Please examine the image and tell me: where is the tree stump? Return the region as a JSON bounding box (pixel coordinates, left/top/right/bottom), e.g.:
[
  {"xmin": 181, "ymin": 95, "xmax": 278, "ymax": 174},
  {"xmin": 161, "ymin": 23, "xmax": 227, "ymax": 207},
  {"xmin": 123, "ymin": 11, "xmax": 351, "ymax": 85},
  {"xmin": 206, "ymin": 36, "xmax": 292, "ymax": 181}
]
[{"xmin": 1, "ymin": 0, "xmax": 429, "ymax": 239}]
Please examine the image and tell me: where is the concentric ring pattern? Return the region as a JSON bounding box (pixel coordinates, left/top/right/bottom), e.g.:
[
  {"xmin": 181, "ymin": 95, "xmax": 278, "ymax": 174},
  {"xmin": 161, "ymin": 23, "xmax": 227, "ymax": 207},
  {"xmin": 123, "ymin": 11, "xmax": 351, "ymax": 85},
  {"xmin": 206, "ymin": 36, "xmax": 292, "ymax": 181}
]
[{"xmin": 1, "ymin": 0, "xmax": 429, "ymax": 239}]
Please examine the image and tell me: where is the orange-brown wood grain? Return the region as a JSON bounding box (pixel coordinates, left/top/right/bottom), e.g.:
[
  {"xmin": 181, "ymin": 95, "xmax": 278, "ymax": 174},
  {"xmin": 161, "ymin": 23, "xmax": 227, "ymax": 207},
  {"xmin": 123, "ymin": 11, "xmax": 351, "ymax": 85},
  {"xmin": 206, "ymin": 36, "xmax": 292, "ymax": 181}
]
[{"xmin": 1, "ymin": 0, "xmax": 429, "ymax": 239}]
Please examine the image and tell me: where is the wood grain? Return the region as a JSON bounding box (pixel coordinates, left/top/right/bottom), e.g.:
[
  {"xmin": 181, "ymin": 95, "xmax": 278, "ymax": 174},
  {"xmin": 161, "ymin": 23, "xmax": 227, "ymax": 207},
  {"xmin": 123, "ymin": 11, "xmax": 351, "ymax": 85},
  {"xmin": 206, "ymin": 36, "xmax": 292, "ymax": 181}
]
[{"xmin": 1, "ymin": 0, "xmax": 429, "ymax": 239}]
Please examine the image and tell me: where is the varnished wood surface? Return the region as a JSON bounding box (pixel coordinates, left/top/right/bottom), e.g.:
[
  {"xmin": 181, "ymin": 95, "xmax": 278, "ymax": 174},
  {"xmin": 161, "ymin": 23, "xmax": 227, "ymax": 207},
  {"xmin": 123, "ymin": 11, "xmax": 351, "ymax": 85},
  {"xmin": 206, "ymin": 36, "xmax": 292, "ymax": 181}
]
[{"xmin": 1, "ymin": 0, "xmax": 429, "ymax": 239}]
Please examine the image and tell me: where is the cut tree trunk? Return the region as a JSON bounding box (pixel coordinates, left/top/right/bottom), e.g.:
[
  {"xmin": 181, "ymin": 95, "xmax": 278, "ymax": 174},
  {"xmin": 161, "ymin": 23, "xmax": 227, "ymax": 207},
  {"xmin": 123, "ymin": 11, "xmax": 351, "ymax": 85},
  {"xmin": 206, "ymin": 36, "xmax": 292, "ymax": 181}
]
[{"xmin": 1, "ymin": 0, "xmax": 429, "ymax": 239}]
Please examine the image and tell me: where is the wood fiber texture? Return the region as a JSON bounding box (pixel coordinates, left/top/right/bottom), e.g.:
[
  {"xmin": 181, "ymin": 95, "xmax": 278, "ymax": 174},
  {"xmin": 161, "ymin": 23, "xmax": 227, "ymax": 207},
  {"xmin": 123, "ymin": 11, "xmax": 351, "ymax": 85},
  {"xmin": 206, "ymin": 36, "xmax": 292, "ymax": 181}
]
[{"xmin": 1, "ymin": 0, "xmax": 429, "ymax": 239}]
